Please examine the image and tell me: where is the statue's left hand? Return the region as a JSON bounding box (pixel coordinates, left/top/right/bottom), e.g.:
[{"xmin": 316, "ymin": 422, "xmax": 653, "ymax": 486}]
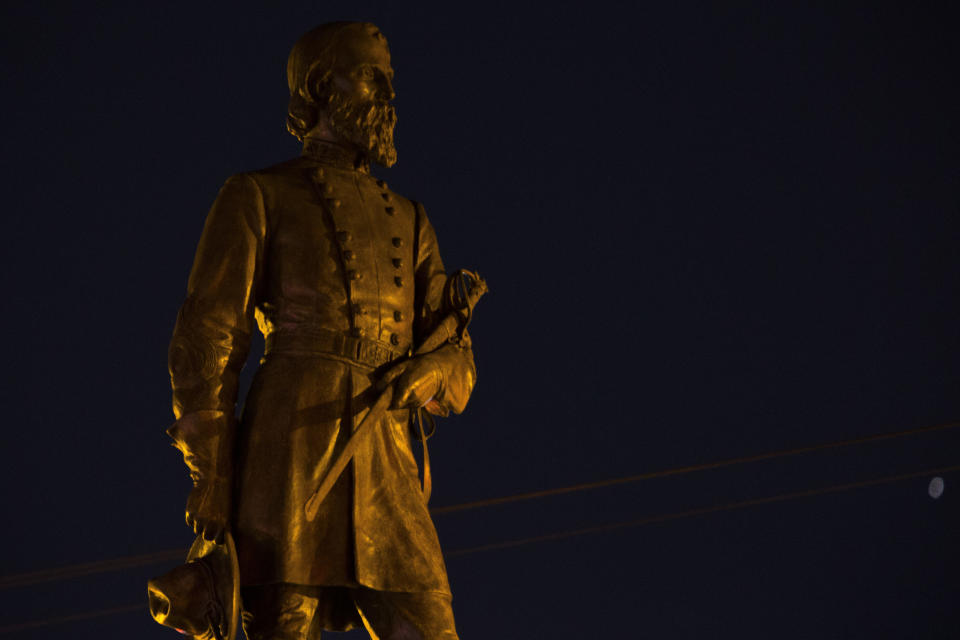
[
  {"xmin": 185, "ymin": 476, "xmax": 231, "ymax": 544},
  {"xmin": 379, "ymin": 355, "xmax": 442, "ymax": 409}
]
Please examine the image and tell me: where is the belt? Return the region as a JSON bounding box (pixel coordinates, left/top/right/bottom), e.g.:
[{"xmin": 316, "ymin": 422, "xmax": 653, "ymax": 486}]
[{"xmin": 264, "ymin": 328, "xmax": 407, "ymax": 368}]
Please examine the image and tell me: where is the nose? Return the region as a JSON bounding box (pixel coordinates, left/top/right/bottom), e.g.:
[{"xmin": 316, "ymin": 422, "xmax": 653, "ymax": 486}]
[{"xmin": 377, "ymin": 72, "xmax": 395, "ymax": 101}]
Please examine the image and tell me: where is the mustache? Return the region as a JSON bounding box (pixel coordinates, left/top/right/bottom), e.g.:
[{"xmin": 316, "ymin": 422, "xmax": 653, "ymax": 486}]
[
  {"xmin": 325, "ymin": 89, "xmax": 397, "ymax": 167},
  {"xmin": 325, "ymin": 91, "xmax": 396, "ymax": 133},
  {"xmin": 360, "ymin": 100, "xmax": 396, "ymax": 128}
]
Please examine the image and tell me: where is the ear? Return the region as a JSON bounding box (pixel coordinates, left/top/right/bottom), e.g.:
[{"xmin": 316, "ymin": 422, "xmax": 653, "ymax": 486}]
[{"xmin": 305, "ymin": 66, "xmax": 336, "ymax": 104}]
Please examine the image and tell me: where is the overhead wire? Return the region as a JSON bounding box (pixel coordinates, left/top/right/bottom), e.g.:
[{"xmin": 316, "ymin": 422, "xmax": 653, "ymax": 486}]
[
  {"xmin": 444, "ymin": 463, "xmax": 960, "ymax": 557},
  {"xmin": 431, "ymin": 420, "xmax": 960, "ymax": 514},
  {"xmin": 0, "ymin": 604, "xmax": 144, "ymax": 635},
  {"xmin": 1, "ymin": 462, "xmax": 956, "ymax": 634},
  {"xmin": 0, "ymin": 549, "xmax": 185, "ymax": 590},
  {"xmin": 0, "ymin": 420, "xmax": 956, "ymax": 592}
]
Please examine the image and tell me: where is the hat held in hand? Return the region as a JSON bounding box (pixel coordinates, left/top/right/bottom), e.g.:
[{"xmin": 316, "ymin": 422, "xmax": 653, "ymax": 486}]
[{"xmin": 147, "ymin": 532, "xmax": 240, "ymax": 640}]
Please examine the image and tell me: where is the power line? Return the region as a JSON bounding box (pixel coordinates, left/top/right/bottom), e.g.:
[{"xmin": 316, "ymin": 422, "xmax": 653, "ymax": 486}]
[
  {"xmin": 1, "ymin": 420, "xmax": 956, "ymax": 591},
  {"xmin": 432, "ymin": 420, "xmax": 960, "ymax": 514},
  {"xmin": 444, "ymin": 463, "xmax": 960, "ymax": 557},
  {"xmin": 0, "ymin": 604, "xmax": 143, "ymax": 635},
  {"xmin": 0, "ymin": 549, "xmax": 185, "ymax": 591},
  {"xmin": 1, "ymin": 463, "xmax": 954, "ymax": 635}
]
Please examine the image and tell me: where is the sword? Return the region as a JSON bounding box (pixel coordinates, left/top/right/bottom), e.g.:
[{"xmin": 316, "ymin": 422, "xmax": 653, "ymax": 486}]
[{"xmin": 304, "ymin": 270, "xmax": 488, "ymax": 521}]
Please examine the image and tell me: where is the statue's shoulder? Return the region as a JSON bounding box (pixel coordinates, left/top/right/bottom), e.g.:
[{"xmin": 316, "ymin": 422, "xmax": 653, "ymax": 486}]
[
  {"xmin": 241, "ymin": 156, "xmax": 314, "ymax": 188},
  {"xmin": 223, "ymin": 157, "xmax": 321, "ymax": 215}
]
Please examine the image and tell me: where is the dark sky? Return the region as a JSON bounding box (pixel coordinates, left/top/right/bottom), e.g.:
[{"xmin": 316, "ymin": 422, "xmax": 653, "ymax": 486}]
[{"xmin": 1, "ymin": 1, "xmax": 958, "ymax": 638}]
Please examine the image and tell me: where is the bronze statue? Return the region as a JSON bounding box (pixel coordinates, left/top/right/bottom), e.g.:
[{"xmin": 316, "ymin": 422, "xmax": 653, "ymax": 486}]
[{"xmin": 155, "ymin": 21, "xmax": 481, "ymax": 640}]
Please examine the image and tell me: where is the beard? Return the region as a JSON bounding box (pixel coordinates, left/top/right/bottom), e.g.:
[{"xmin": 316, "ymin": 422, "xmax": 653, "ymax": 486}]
[{"xmin": 324, "ymin": 87, "xmax": 398, "ymax": 168}]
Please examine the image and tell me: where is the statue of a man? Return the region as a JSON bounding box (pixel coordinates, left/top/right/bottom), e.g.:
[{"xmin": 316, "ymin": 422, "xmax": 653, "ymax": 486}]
[{"xmin": 165, "ymin": 21, "xmax": 476, "ymax": 639}]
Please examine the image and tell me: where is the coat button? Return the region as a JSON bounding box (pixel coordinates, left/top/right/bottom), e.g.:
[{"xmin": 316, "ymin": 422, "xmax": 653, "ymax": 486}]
[
  {"xmin": 391, "ymin": 237, "xmax": 403, "ymax": 248},
  {"xmin": 384, "ymin": 206, "xmax": 395, "ymax": 215},
  {"xmin": 392, "ymin": 258, "xmax": 403, "ymax": 268},
  {"xmin": 314, "ymin": 168, "xmax": 325, "ymax": 181},
  {"xmin": 327, "ymin": 198, "xmax": 341, "ymax": 208},
  {"xmin": 390, "ymin": 333, "xmax": 400, "ymax": 346},
  {"xmin": 393, "ymin": 310, "xmax": 403, "ymax": 321},
  {"xmin": 376, "ymin": 179, "xmax": 386, "ymax": 188},
  {"xmin": 343, "ymin": 249, "xmax": 355, "ymax": 261},
  {"xmin": 337, "ymin": 231, "xmax": 351, "ymax": 243},
  {"xmin": 381, "ymin": 193, "xmax": 392, "ymax": 202},
  {"xmin": 347, "ymin": 270, "xmax": 362, "ymax": 281},
  {"xmin": 394, "ymin": 276, "xmax": 403, "ymax": 287},
  {"xmin": 322, "ymin": 183, "xmax": 334, "ymax": 196}
]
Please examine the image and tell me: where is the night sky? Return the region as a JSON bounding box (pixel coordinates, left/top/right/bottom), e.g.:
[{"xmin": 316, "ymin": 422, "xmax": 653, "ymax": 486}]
[{"xmin": 1, "ymin": 2, "xmax": 958, "ymax": 638}]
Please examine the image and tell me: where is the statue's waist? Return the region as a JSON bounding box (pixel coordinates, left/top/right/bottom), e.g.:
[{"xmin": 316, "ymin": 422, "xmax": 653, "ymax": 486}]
[{"xmin": 264, "ymin": 327, "xmax": 407, "ymax": 369}]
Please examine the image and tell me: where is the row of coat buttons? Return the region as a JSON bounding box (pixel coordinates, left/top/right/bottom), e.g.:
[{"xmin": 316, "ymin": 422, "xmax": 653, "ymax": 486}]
[
  {"xmin": 313, "ymin": 169, "xmax": 341, "ymax": 208},
  {"xmin": 315, "ymin": 172, "xmax": 406, "ymax": 346},
  {"xmin": 382, "ymin": 184, "xmax": 403, "ymax": 345},
  {"xmin": 375, "ymin": 181, "xmax": 404, "ymax": 295},
  {"xmin": 316, "ymin": 178, "xmax": 363, "ymax": 337},
  {"xmin": 376, "ymin": 179, "xmax": 395, "ymax": 216}
]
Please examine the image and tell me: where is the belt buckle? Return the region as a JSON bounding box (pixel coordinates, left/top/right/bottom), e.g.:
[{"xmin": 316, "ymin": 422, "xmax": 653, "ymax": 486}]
[
  {"xmin": 357, "ymin": 339, "xmax": 377, "ymax": 366},
  {"xmin": 360, "ymin": 340, "xmax": 392, "ymax": 367}
]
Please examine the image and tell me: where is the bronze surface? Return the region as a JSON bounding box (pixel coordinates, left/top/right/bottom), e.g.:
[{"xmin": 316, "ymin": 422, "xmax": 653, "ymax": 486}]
[{"xmin": 164, "ymin": 21, "xmax": 478, "ymax": 637}]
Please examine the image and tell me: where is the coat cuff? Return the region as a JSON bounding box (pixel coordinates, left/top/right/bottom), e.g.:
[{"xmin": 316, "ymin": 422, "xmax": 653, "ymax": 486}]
[{"xmin": 166, "ymin": 410, "xmax": 235, "ymax": 482}]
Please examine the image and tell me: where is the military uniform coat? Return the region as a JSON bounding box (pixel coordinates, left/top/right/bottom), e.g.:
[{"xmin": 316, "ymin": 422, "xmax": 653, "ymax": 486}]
[{"xmin": 167, "ymin": 147, "xmax": 476, "ymax": 596}]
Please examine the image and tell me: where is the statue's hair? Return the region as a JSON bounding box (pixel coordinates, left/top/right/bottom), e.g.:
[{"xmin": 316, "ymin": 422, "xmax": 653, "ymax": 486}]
[
  {"xmin": 285, "ymin": 21, "xmax": 384, "ymax": 142},
  {"xmin": 286, "ymin": 74, "xmax": 332, "ymax": 142}
]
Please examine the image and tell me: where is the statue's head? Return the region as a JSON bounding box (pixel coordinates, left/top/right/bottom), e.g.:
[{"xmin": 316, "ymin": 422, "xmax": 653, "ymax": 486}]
[{"xmin": 287, "ymin": 22, "xmax": 397, "ymax": 167}]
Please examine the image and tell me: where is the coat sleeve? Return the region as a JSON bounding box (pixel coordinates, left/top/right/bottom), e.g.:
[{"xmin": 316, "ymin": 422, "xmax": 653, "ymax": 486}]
[
  {"xmin": 166, "ymin": 174, "xmax": 266, "ymax": 478},
  {"xmin": 412, "ymin": 201, "xmax": 476, "ymax": 416}
]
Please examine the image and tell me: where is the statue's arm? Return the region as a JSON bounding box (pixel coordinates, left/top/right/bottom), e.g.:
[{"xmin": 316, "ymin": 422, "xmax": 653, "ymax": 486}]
[
  {"xmin": 408, "ymin": 201, "xmax": 477, "ymax": 416},
  {"xmin": 166, "ymin": 173, "xmax": 266, "ymax": 541}
]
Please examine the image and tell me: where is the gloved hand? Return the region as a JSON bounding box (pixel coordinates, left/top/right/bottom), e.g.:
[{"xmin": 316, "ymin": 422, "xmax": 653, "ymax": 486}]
[
  {"xmin": 378, "ymin": 353, "xmax": 444, "ymax": 410},
  {"xmin": 166, "ymin": 411, "xmax": 234, "ymax": 544},
  {"xmin": 185, "ymin": 473, "xmax": 231, "ymax": 544}
]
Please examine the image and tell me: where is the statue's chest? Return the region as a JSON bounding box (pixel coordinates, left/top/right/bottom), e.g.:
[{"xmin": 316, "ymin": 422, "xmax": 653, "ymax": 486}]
[
  {"xmin": 267, "ymin": 168, "xmax": 418, "ymax": 341},
  {"xmin": 317, "ymin": 170, "xmax": 416, "ymax": 303}
]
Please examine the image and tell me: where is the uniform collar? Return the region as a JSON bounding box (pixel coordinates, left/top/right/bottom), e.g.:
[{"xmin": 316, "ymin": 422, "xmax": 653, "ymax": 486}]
[{"xmin": 301, "ymin": 138, "xmax": 370, "ymax": 174}]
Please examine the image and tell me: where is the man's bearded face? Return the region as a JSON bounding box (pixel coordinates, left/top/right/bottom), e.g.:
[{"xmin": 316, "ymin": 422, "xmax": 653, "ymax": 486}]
[{"xmin": 323, "ymin": 83, "xmax": 398, "ymax": 168}]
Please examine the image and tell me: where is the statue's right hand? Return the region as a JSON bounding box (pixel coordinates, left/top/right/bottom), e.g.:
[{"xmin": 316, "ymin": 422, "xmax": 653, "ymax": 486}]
[{"xmin": 184, "ymin": 476, "xmax": 231, "ymax": 544}]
